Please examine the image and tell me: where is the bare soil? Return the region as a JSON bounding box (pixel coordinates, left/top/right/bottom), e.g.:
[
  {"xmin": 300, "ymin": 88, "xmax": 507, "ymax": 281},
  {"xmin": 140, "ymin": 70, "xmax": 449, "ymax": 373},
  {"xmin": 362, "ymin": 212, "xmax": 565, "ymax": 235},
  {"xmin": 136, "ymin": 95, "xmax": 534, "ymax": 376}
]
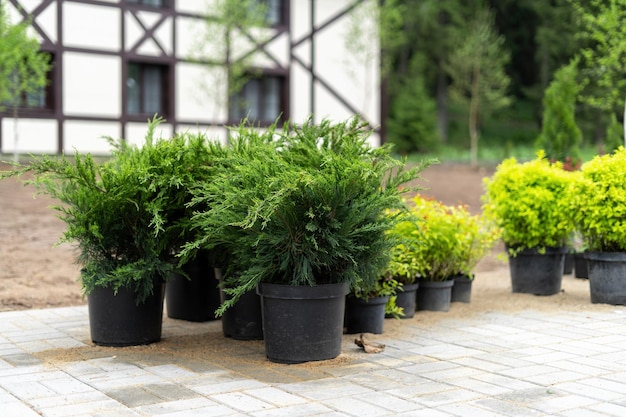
[{"xmin": 0, "ymin": 162, "xmax": 612, "ymax": 316}]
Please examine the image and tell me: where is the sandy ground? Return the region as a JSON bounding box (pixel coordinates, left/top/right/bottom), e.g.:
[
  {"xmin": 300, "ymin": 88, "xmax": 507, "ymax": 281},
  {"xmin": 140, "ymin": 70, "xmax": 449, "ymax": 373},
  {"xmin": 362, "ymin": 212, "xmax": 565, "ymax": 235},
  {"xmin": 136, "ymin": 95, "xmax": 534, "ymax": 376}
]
[{"xmin": 0, "ymin": 161, "xmax": 612, "ymax": 317}]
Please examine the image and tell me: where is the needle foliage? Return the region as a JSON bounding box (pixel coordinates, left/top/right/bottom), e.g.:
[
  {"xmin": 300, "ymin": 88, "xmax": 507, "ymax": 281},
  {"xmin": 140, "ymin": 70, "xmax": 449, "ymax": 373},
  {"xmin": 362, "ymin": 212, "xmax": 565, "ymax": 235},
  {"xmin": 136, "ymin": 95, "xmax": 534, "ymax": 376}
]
[
  {"xmin": 184, "ymin": 117, "xmax": 433, "ymax": 314},
  {"xmin": 1, "ymin": 118, "xmax": 215, "ymax": 303}
]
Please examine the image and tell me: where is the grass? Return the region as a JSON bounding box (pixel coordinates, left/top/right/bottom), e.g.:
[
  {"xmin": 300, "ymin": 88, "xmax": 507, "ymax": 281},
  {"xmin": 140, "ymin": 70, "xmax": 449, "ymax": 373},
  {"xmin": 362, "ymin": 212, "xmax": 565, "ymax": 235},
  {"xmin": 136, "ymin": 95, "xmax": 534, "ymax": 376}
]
[{"xmin": 406, "ymin": 143, "xmax": 604, "ymax": 167}]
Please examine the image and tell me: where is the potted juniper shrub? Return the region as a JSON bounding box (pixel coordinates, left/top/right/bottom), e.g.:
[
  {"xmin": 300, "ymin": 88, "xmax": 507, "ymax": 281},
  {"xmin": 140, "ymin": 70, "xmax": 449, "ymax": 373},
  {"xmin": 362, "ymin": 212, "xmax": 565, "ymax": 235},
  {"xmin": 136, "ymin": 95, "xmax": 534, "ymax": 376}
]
[
  {"xmin": 185, "ymin": 117, "xmax": 431, "ymax": 363},
  {"xmin": 182, "ymin": 127, "xmax": 279, "ymax": 341},
  {"xmin": 1, "ymin": 118, "xmax": 213, "ymax": 346},
  {"xmin": 482, "ymin": 151, "xmax": 576, "ymax": 295},
  {"xmin": 570, "ymin": 148, "xmax": 626, "ymax": 304}
]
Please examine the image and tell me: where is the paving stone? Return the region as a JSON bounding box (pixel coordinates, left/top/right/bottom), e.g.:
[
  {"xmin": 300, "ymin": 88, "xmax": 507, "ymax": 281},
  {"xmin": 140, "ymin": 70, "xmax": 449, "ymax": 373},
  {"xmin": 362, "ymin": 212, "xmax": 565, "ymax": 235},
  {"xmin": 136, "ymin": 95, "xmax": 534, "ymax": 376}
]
[
  {"xmin": 526, "ymin": 394, "xmax": 598, "ymax": 414},
  {"xmin": 210, "ymin": 391, "xmax": 274, "ymax": 412},
  {"xmin": 2, "ymin": 305, "xmax": 626, "ymax": 417},
  {"xmin": 353, "ymin": 390, "xmax": 424, "ymax": 413},
  {"xmin": 2, "ymin": 401, "xmax": 43, "ymax": 417},
  {"xmin": 244, "ymin": 386, "xmax": 308, "ymax": 406},
  {"xmin": 134, "ymin": 397, "xmax": 227, "ymax": 415},
  {"xmin": 106, "ymin": 386, "xmax": 166, "ymax": 407},
  {"xmin": 439, "ymin": 402, "xmax": 511, "ymax": 417},
  {"xmin": 29, "ymin": 391, "xmax": 112, "ymax": 409},
  {"xmin": 552, "ymin": 380, "xmax": 625, "ymax": 402},
  {"xmin": 2, "ymin": 352, "xmax": 43, "ymax": 367},
  {"xmin": 322, "ymin": 395, "xmax": 394, "ymax": 417},
  {"xmin": 558, "ymin": 408, "xmax": 617, "ymax": 417},
  {"xmin": 250, "ymin": 402, "xmax": 335, "ymax": 417},
  {"xmin": 586, "ymin": 402, "xmax": 626, "ymax": 417}
]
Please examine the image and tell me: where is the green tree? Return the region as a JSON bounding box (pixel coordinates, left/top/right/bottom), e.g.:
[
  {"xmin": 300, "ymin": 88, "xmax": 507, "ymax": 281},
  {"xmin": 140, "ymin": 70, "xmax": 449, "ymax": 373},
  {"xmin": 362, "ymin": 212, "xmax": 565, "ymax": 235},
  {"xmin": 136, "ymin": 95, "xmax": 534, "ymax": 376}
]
[
  {"xmin": 395, "ymin": 0, "xmax": 479, "ymax": 144},
  {"xmin": 536, "ymin": 59, "xmax": 582, "ymax": 168},
  {"xmin": 0, "ymin": 1, "xmax": 50, "ymax": 162},
  {"xmin": 445, "ymin": 5, "xmax": 512, "ymax": 166},
  {"xmin": 573, "ymin": 0, "xmax": 626, "ymax": 145},
  {"xmin": 386, "ymin": 55, "xmax": 438, "ymax": 154},
  {"xmin": 605, "ymin": 113, "xmax": 622, "ymax": 153}
]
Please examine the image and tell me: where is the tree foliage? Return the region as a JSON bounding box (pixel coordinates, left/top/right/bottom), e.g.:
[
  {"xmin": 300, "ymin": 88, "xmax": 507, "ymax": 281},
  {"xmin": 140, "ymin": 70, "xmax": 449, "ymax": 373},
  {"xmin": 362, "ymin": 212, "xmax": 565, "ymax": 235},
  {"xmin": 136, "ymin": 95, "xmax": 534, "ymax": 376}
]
[
  {"xmin": 536, "ymin": 59, "xmax": 582, "ymax": 166},
  {"xmin": 445, "ymin": 5, "xmax": 512, "ymax": 166},
  {"xmin": 0, "ymin": 1, "xmax": 50, "ymax": 160},
  {"xmin": 573, "ymin": 0, "xmax": 626, "ymax": 113},
  {"xmin": 387, "ymin": 65, "xmax": 438, "ymax": 154}
]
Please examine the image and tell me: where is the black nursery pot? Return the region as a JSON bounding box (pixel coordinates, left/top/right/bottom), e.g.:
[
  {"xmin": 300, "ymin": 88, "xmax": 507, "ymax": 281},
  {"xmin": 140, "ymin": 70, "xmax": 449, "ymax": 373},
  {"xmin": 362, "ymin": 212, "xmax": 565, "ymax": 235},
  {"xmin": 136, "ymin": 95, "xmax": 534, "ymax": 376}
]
[
  {"xmin": 508, "ymin": 246, "xmax": 565, "ymax": 295},
  {"xmin": 451, "ymin": 274, "xmax": 473, "ymax": 303},
  {"xmin": 257, "ymin": 283, "xmax": 349, "ymax": 364},
  {"xmin": 345, "ymin": 295, "xmax": 390, "ymax": 334},
  {"xmin": 587, "ymin": 252, "xmax": 626, "ymax": 305},
  {"xmin": 220, "ymin": 286, "xmax": 264, "ymax": 340},
  {"xmin": 390, "ymin": 282, "xmax": 419, "ymax": 319},
  {"xmin": 216, "ymin": 269, "xmax": 264, "ymax": 340},
  {"xmin": 88, "ymin": 284, "xmax": 165, "ymax": 347},
  {"xmin": 166, "ymin": 251, "xmax": 221, "ymax": 322},
  {"xmin": 574, "ymin": 252, "xmax": 589, "ymax": 279},
  {"xmin": 417, "ymin": 279, "xmax": 454, "ymax": 312}
]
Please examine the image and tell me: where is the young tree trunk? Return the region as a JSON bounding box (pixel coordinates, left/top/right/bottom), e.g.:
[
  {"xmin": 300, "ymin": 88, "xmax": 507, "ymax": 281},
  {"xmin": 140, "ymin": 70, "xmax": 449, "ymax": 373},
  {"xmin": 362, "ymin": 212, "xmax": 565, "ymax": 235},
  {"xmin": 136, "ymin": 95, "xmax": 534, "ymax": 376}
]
[
  {"xmin": 623, "ymin": 96, "xmax": 626, "ymax": 147},
  {"xmin": 436, "ymin": 67, "xmax": 448, "ymax": 143},
  {"xmin": 469, "ymin": 66, "xmax": 480, "ymax": 167},
  {"xmin": 12, "ymin": 103, "xmax": 19, "ymax": 164}
]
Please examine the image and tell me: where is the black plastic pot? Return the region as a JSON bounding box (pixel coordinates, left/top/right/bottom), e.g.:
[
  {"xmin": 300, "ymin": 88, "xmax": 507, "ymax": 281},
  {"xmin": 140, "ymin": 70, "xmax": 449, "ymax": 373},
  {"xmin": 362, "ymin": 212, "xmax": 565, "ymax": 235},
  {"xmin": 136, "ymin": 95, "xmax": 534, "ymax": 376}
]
[
  {"xmin": 88, "ymin": 284, "xmax": 165, "ymax": 347},
  {"xmin": 345, "ymin": 295, "xmax": 390, "ymax": 334},
  {"xmin": 220, "ymin": 286, "xmax": 264, "ymax": 340},
  {"xmin": 392, "ymin": 282, "xmax": 419, "ymax": 319},
  {"xmin": 508, "ymin": 246, "xmax": 565, "ymax": 295},
  {"xmin": 416, "ymin": 279, "xmax": 454, "ymax": 312},
  {"xmin": 257, "ymin": 282, "xmax": 349, "ymax": 364},
  {"xmin": 587, "ymin": 252, "xmax": 626, "ymax": 305},
  {"xmin": 451, "ymin": 274, "xmax": 473, "ymax": 303},
  {"xmin": 574, "ymin": 252, "xmax": 589, "ymax": 279},
  {"xmin": 166, "ymin": 251, "xmax": 221, "ymax": 322},
  {"xmin": 215, "ymin": 268, "xmax": 263, "ymax": 340},
  {"xmin": 563, "ymin": 252, "xmax": 574, "ymax": 275}
]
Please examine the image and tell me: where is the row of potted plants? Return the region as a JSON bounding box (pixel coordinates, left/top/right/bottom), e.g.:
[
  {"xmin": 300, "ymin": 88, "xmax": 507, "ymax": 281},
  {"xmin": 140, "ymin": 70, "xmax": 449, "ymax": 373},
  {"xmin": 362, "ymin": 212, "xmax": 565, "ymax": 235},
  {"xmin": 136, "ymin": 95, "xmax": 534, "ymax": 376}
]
[
  {"xmin": 2, "ymin": 116, "xmax": 442, "ymax": 363},
  {"xmin": 383, "ymin": 195, "xmax": 499, "ymax": 315},
  {"xmin": 482, "ymin": 148, "xmax": 626, "ymax": 305}
]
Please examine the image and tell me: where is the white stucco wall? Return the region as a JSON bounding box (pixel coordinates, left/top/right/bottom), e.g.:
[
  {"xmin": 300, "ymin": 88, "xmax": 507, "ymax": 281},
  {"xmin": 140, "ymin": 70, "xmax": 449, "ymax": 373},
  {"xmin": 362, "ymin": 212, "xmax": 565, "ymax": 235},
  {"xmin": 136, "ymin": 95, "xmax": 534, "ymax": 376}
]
[
  {"xmin": 63, "ymin": 121, "xmax": 121, "ymax": 155},
  {"xmin": 63, "ymin": 2, "xmax": 120, "ymax": 52},
  {"xmin": 125, "ymin": 122, "xmax": 173, "ymax": 148},
  {"xmin": 176, "ymin": 63, "xmax": 227, "ymax": 124},
  {"xmin": 63, "ymin": 53, "xmax": 121, "ymax": 118},
  {"xmin": 2, "ymin": 118, "xmax": 57, "ymax": 154}
]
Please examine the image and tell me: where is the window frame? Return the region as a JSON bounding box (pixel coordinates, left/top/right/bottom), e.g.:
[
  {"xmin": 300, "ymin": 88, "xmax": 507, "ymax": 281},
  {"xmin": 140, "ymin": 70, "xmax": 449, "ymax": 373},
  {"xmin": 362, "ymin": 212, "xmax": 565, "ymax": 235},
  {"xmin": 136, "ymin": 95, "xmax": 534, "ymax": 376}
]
[
  {"xmin": 125, "ymin": 0, "xmax": 170, "ymax": 9},
  {"xmin": 125, "ymin": 61, "xmax": 171, "ymax": 120},
  {"xmin": 260, "ymin": 0, "xmax": 287, "ymax": 28},
  {"xmin": 3, "ymin": 51, "xmax": 56, "ymax": 116},
  {"xmin": 229, "ymin": 70, "xmax": 289, "ymax": 127}
]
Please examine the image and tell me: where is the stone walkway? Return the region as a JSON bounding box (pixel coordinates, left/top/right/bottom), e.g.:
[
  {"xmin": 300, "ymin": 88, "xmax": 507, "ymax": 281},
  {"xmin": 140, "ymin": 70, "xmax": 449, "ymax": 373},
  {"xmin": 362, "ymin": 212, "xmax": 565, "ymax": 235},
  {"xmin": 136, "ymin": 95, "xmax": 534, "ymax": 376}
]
[{"xmin": 1, "ymin": 303, "xmax": 626, "ymax": 416}]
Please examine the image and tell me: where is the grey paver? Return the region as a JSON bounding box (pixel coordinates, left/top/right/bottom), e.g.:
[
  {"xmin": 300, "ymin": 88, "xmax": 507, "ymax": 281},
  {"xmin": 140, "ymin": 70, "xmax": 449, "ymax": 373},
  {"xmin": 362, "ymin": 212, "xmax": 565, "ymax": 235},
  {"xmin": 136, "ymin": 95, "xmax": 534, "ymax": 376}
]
[{"xmin": 0, "ymin": 305, "xmax": 625, "ymax": 416}]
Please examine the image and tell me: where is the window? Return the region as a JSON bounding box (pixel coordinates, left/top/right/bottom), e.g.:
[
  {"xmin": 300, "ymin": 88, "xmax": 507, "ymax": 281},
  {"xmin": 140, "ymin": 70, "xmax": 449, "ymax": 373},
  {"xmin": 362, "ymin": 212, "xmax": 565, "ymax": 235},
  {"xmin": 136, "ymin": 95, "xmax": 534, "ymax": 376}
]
[
  {"xmin": 261, "ymin": 0, "xmax": 284, "ymax": 26},
  {"xmin": 6, "ymin": 52, "xmax": 54, "ymax": 112},
  {"xmin": 126, "ymin": 62, "xmax": 169, "ymax": 117},
  {"xmin": 230, "ymin": 74, "xmax": 286, "ymax": 124},
  {"xmin": 126, "ymin": 0, "xmax": 168, "ymax": 8}
]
